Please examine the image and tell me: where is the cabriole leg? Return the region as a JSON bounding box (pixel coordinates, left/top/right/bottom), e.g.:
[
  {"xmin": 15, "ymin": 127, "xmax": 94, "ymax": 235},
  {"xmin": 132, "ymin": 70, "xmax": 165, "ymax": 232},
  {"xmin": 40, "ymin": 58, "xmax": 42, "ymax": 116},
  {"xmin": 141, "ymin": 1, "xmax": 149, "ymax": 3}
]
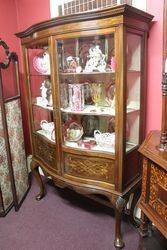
[
  {"xmin": 31, "ymin": 160, "xmax": 46, "ymax": 201},
  {"xmin": 114, "ymin": 209, "xmax": 125, "ymax": 249},
  {"xmin": 114, "ymin": 196, "xmax": 126, "ymax": 249}
]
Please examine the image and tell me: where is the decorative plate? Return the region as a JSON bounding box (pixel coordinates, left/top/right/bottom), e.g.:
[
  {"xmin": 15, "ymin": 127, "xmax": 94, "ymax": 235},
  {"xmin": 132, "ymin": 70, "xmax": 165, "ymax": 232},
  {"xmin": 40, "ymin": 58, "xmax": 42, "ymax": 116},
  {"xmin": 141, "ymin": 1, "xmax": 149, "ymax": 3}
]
[{"xmin": 33, "ymin": 51, "xmax": 50, "ymax": 75}]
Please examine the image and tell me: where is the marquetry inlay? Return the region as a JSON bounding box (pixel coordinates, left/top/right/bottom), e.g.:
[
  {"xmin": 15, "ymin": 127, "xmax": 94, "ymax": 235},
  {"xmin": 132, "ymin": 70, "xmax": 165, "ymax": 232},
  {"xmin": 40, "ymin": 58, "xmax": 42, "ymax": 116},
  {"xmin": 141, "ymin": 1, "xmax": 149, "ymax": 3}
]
[
  {"xmin": 64, "ymin": 154, "xmax": 114, "ymax": 183},
  {"xmin": 140, "ymin": 158, "xmax": 148, "ymax": 203},
  {"xmin": 149, "ymin": 163, "xmax": 167, "ymax": 221},
  {"xmin": 34, "ymin": 134, "xmax": 56, "ymax": 169}
]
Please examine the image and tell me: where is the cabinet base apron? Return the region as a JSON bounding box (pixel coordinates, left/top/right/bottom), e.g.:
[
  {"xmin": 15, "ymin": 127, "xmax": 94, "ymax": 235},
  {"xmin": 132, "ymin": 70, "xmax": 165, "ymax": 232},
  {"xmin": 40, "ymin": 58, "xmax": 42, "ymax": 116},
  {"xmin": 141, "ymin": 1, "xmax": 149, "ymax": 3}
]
[{"xmin": 31, "ymin": 157, "xmax": 141, "ymax": 249}]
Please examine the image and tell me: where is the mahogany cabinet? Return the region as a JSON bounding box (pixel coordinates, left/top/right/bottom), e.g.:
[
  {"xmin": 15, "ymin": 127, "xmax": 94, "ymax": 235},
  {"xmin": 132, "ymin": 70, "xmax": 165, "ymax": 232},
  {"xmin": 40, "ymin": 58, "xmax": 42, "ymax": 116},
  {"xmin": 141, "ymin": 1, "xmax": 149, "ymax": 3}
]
[{"xmin": 16, "ymin": 5, "xmax": 153, "ymax": 248}]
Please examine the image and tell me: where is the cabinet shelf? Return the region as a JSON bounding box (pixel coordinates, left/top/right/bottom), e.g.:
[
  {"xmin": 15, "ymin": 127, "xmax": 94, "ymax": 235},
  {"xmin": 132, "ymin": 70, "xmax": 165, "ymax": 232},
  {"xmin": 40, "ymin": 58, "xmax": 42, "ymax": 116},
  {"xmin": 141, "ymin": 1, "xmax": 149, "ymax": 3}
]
[
  {"xmin": 63, "ymin": 140, "xmax": 137, "ymax": 154},
  {"xmin": 36, "ymin": 130, "xmax": 55, "ymax": 144},
  {"xmin": 32, "ymin": 102, "xmax": 53, "ymax": 111},
  {"xmin": 64, "ymin": 139, "xmax": 114, "ymax": 153},
  {"xmin": 28, "ymin": 74, "xmax": 51, "ymax": 77},
  {"xmin": 61, "ymin": 105, "xmax": 139, "ymax": 116},
  {"xmin": 60, "ymin": 71, "xmax": 114, "ymax": 76},
  {"xmin": 62, "ymin": 145, "xmax": 115, "ymax": 159},
  {"xmin": 59, "ymin": 71, "xmax": 115, "ymax": 83},
  {"xmin": 127, "ymin": 70, "xmax": 141, "ymax": 74}
]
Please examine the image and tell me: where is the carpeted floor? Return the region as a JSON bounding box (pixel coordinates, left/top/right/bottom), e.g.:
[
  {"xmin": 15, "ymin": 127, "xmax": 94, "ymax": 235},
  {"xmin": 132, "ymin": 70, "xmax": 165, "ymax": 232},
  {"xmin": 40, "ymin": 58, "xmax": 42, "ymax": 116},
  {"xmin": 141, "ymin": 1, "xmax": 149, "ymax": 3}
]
[{"xmin": 0, "ymin": 177, "xmax": 166, "ymax": 250}]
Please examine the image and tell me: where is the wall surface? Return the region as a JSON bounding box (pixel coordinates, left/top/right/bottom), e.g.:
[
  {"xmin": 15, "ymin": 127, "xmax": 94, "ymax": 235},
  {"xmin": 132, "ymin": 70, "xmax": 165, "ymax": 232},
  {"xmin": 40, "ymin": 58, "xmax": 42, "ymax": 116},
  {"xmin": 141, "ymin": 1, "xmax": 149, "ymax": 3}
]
[
  {"xmin": 0, "ymin": 1, "xmax": 20, "ymax": 100},
  {"xmin": 0, "ymin": 0, "xmax": 164, "ymax": 153},
  {"xmin": 146, "ymin": 0, "xmax": 164, "ymax": 133},
  {"xmin": 0, "ymin": 0, "xmax": 50, "ymax": 154},
  {"xmin": 0, "ymin": 1, "xmax": 19, "ymax": 55},
  {"xmin": 15, "ymin": 0, "xmax": 50, "ymax": 32},
  {"xmin": 15, "ymin": 0, "xmax": 50, "ymax": 154}
]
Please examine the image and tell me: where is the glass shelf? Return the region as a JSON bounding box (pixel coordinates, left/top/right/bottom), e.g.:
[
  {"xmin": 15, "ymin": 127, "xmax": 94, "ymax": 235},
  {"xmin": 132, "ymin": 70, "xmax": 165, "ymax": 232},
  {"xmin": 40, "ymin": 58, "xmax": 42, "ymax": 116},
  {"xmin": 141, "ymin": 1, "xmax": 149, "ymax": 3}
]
[
  {"xmin": 63, "ymin": 140, "xmax": 137, "ymax": 154},
  {"xmin": 33, "ymin": 102, "xmax": 53, "ymax": 111},
  {"xmin": 59, "ymin": 71, "xmax": 115, "ymax": 85},
  {"xmin": 28, "ymin": 74, "xmax": 51, "ymax": 77},
  {"xmin": 61, "ymin": 105, "xmax": 115, "ymax": 116},
  {"xmin": 61, "ymin": 105, "xmax": 139, "ymax": 116},
  {"xmin": 126, "ymin": 142, "xmax": 138, "ymax": 152},
  {"xmin": 64, "ymin": 139, "xmax": 115, "ymax": 154},
  {"xmin": 36, "ymin": 130, "xmax": 55, "ymax": 143},
  {"xmin": 60, "ymin": 71, "xmax": 114, "ymax": 76},
  {"xmin": 127, "ymin": 70, "xmax": 141, "ymax": 74}
]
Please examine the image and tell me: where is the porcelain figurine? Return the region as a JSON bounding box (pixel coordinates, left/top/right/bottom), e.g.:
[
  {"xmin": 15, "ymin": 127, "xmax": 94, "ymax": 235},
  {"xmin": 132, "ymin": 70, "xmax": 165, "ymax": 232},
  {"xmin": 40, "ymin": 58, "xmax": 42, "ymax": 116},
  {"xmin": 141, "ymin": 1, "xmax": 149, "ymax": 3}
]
[
  {"xmin": 39, "ymin": 81, "xmax": 48, "ymax": 106},
  {"xmin": 84, "ymin": 45, "xmax": 107, "ymax": 73},
  {"xmin": 44, "ymin": 80, "xmax": 53, "ymax": 106},
  {"xmin": 36, "ymin": 80, "xmax": 53, "ymax": 107},
  {"xmin": 66, "ymin": 56, "xmax": 81, "ymax": 73}
]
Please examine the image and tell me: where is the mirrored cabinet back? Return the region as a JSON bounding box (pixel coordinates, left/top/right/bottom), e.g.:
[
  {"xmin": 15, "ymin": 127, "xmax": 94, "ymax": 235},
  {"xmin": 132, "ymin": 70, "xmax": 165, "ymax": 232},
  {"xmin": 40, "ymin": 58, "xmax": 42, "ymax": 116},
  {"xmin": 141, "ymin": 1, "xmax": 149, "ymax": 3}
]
[{"xmin": 16, "ymin": 4, "xmax": 153, "ymax": 249}]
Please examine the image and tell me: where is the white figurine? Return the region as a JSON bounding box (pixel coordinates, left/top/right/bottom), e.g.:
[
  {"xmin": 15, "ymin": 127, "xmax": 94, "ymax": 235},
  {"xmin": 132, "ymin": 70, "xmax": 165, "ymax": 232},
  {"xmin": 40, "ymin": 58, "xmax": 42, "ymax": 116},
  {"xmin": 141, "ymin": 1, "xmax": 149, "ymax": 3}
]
[
  {"xmin": 84, "ymin": 45, "xmax": 107, "ymax": 73},
  {"xmin": 40, "ymin": 81, "xmax": 48, "ymax": 106},
  {"xmin": 42, "ymin": 51, "xmax": 50, "ymax": 74}
]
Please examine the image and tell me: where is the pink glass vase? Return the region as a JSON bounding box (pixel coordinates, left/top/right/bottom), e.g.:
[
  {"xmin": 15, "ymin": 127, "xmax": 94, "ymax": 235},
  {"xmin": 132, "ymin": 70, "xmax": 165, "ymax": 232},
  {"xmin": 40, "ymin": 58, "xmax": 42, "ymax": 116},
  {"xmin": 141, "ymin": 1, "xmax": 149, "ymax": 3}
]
[{"xmin": 68, "ymin": 84, "xmax": 84, "ymax": 111}]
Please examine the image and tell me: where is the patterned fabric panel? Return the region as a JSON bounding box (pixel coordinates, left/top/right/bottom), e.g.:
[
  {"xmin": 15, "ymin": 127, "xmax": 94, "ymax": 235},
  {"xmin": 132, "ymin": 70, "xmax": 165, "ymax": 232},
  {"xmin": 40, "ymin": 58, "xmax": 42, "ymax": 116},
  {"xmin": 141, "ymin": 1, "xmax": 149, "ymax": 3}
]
[
  {"xmin": 0, "ymin": 190, "xmax": 4, "ymax": 213},
  {"xmin": 0, "ymin": 105, "xmax": 13, "ymax": 211},
  {"xmin": 5, "ymin": 99, "xmax": 29, "ymax": 204}
]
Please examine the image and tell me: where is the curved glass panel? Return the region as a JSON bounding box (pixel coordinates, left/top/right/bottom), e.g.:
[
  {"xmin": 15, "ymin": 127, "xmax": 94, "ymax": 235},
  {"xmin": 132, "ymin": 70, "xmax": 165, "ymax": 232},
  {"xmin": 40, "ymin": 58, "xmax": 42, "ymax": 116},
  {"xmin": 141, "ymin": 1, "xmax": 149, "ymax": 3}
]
[{"xmin": 57, "ymin": 34, "xmax": 116, "ymax": 154}]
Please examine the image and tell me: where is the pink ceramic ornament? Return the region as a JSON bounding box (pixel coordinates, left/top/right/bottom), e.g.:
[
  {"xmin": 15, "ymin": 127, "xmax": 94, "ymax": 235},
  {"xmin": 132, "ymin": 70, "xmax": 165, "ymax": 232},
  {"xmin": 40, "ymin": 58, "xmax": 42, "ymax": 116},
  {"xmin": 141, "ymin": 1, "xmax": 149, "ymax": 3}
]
[{"xmin": 110, "ymin": 56, "xmax": 116, "ymax": 72}]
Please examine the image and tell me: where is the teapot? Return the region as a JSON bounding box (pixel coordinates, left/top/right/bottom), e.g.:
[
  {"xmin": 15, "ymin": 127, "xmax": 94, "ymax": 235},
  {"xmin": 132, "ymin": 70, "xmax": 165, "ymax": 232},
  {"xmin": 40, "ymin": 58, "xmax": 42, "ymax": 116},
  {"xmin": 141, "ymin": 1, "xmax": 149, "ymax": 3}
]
[{"xmin": 65, "ymin": 121, "xmax": 83, "ymax": 142}]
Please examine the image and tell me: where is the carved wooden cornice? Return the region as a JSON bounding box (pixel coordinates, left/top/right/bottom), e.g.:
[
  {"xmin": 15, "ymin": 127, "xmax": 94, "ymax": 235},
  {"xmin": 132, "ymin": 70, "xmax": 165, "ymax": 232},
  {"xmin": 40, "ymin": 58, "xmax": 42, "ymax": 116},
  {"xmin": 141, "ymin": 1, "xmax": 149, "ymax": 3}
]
[{"xmin": 15, "ymin": 4, "xmax": 153, "ymax": 38}]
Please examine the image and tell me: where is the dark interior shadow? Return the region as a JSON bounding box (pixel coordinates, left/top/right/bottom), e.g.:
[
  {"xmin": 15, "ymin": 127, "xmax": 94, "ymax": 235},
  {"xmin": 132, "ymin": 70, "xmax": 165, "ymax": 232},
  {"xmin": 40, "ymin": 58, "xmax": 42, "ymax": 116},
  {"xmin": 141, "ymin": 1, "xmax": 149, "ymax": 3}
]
[
  {"xmin": 44, "ymin": 177, "xmax": 167, "ymax": 250},
  {"xmin": 137, "ymin": 228, "xmax": 167, "ymax": 250},
  {"xmin": 46, "ymin": 178, "xmax": 123, "ymax": 218}
]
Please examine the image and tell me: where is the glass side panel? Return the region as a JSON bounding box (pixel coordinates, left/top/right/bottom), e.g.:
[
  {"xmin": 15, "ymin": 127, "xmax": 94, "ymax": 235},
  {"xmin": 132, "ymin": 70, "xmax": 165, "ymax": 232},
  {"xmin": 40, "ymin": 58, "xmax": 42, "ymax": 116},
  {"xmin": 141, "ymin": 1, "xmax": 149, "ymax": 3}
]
[
  {"xmin": 27, "ymin": 45, "xmax": 55, "ymax": 143},
  {"xmin": 57, "ymin": 34, "xmax": 116, "ymax": 154},
  {"xmin": 126, "ymin": 33, "xmax": 141, "ymax": 152}
]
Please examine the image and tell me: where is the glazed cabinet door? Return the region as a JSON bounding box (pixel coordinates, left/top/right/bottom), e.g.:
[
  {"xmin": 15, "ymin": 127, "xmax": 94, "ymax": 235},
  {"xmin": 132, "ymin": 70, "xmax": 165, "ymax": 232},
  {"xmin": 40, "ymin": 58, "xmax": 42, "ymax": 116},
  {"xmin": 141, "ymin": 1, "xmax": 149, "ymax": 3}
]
[
  {"xmin": 24, "ymin": 38, "xmax": 58, "ymax": 173},
  {"xmin": 53, "ymin": 30, "xmax": 120, "ymax": 188},
  {"xmin": 123, "ymin": 30, "xmax": 146, "ymax": 189}
]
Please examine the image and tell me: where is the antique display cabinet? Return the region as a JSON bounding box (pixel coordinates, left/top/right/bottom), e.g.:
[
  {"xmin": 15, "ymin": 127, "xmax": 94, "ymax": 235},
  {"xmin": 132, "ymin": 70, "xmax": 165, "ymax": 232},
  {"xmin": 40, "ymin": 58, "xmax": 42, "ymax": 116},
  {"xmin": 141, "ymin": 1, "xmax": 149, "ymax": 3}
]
[{"xmin": 16, "ymin": 4, "xmax": 153, "ymax": 248}]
